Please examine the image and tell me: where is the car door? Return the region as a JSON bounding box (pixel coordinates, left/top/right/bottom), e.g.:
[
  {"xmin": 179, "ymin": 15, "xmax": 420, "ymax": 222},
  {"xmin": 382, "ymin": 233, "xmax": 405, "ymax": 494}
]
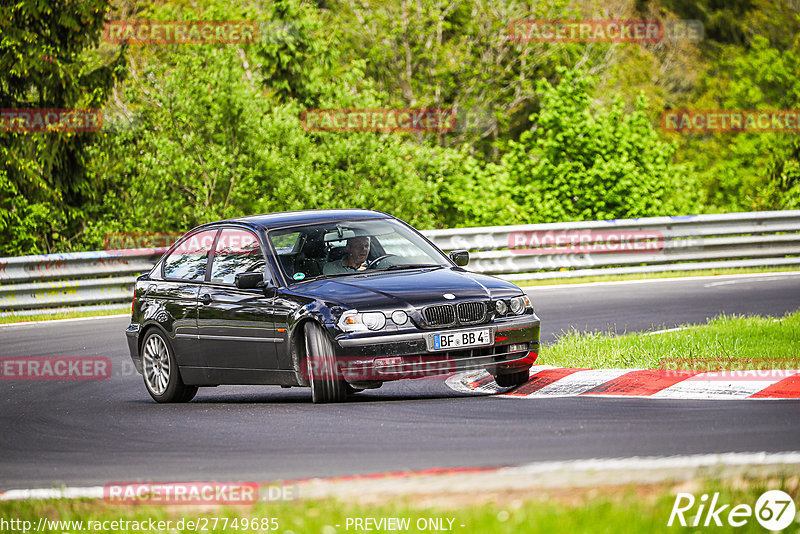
[
  {"xmin": 154, "ymin": 228, "xmax": 219, "ymax": 368},
  {"xmin": 197, "ymin": 227, "xmax": 279, "ymax": 374}
]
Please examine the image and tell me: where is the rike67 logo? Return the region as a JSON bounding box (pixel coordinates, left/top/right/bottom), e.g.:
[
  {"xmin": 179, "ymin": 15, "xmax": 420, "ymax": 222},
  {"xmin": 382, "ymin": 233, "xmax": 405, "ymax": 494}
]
[{"xmin": 668, "ymin": 490, "xmax": 797, "ymax": 530}]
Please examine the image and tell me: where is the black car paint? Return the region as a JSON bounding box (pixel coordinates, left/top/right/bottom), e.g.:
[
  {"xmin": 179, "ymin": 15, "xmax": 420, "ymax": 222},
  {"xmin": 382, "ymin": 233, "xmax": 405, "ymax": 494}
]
[{"xmin": 126, "ymin": 209, "xmax": 540, "ymax": 390}]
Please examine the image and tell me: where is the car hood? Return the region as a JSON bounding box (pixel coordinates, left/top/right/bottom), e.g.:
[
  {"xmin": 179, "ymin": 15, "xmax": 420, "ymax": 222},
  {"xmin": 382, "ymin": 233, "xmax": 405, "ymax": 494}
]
[{"xmin": 294, "ymin": 267, "xmax": 524, "ymax": 309}]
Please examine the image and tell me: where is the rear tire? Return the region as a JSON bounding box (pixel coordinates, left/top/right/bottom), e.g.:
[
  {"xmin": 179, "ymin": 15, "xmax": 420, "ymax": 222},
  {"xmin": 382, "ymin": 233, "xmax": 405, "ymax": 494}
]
[
  {"xmin": 494, "ymin": 369, "xmax": 529, "ymax": 388},
  {"xmin": 304, "ymin": 322, "xmax": 347, "ymax": 404},
  {"xmin": 141, "ymin": 330, "xmax": 197, "ymax": 403}
]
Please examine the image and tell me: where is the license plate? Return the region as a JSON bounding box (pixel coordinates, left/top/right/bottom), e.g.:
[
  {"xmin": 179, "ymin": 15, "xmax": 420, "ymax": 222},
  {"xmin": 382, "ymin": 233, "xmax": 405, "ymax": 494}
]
[{"xmin": 430, "ymin": 328, "xmax": 492, "ymax": 351}]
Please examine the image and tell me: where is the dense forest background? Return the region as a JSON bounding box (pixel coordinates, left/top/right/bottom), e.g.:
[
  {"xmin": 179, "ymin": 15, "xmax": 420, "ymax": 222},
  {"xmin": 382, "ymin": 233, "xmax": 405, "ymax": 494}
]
[{"xmin": 1, "ymin": 0, "xmax": 799, "ymax": 255}]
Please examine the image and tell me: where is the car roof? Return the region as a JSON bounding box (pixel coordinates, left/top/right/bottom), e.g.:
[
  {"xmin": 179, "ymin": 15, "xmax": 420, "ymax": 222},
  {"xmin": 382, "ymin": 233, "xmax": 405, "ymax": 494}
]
[{"xmin": 211, "ymin": 209, "xmax": 393, "ymax": 231}]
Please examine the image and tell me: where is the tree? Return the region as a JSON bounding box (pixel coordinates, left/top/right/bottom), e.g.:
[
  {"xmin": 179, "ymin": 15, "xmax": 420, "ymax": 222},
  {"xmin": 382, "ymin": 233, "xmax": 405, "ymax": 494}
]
[
  {"xmin": 330, "ymin": 0, "xmax": 618, "ymax": 158},
  {"xmin": 675, "ymin": 31, "xmax": 800, "ymax": 211},
  {"xmin": 0, "ymin": 0, "xmax": 126, "ymax": 254},
  {"xmin": 83, "ymin": 6, "xmax": 480, "ymax": 245},
  {"xmin": 500, "ymin": 67, "xmax": 692, "ymax": 223}
]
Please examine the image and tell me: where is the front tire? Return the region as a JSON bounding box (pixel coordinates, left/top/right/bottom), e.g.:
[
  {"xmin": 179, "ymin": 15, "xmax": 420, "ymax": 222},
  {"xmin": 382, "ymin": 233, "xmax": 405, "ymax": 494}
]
[
  {"xmin": 494, "ymin": 369, "xmax": 529, "ymax": 388},
  {"xmin": 345, "ymin": 384, "xmax": 365, "ymax": 395},
  {"xmin": 141, "ymin": 330, "xmax": 198, "ymax": 403},
  {"xmin": 304, "ymin": 322, "xmax": 347, "ymax": 404}
]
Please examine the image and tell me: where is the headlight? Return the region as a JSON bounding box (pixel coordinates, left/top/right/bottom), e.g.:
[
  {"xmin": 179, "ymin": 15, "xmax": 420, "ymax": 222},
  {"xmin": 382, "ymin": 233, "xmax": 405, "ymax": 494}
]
[
  {"xmin": 391, "ymin": 310, "xmax": 408, "ymax": 325},
  {"xmin": 495, "ymin": 300, "xmax": 508, "ymax": 315},
  {"xmin": 362, "ymin": 312, "xmax": 386, "ymax": 330},
  {"xmin": 509, "ymin": 295, "xmax": 532, "ymax": 315},
  {"xmin": 338, "ymin": 310, "xmax": 387, "ymax": 332}
]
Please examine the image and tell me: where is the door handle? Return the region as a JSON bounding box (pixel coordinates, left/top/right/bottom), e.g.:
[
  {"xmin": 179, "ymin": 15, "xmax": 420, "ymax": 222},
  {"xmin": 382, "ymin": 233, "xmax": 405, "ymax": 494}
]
[{"xmin": 200, "ymin": 294, "xmax": 213, "ymax": 305}]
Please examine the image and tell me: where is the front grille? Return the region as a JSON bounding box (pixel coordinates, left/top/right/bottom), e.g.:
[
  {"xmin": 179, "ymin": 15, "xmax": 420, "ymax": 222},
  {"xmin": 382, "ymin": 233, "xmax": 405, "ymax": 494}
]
[
  {"xmin": 457, "ymin": 301, "xmax": 487, "ymax": 324},
  {"xmin": 422, "ymin": 300, "xmax": 488, "ymax": 327},
  {"xmin": 424, "ymin": 304, "xmax": 455, "ymax": 326}
]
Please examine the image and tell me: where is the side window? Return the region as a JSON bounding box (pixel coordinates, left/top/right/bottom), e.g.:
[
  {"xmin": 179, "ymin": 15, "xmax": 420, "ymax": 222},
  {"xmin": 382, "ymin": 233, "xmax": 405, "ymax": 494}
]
[
  {"xmin": 210, "ymin": 228, "xmax": 267, "ymax": 285},
  {"xmin": 163, "ymin": 229, "xmax": 218, "ymax": 281}
]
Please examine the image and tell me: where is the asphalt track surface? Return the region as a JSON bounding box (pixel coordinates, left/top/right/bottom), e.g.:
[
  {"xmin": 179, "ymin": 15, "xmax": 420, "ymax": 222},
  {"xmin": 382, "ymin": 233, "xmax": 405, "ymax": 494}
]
[{"xmin": 1, "ymin": 273, "xmax": 799, "ymax": 490}]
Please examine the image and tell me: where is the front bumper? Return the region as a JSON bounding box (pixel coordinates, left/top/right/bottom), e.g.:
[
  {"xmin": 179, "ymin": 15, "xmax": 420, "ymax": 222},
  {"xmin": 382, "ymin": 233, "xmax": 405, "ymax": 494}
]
[{"xmin": 331, "ymin": 314, "xmax": 540, "ymax": 381}]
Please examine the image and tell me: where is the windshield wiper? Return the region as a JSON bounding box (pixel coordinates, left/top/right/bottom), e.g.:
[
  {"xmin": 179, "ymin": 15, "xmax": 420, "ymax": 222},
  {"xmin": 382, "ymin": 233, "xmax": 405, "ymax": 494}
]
[
  {"xmin": 375, "ymin": 264, "xmax": 444, "ymax": 272},
  {"xmin": 299, "ymin": 264, "xmax": 443, "ymax": 281},
  {"xmin": 300, "ymin": 271, "xmax": 360, "ymax": 282}
]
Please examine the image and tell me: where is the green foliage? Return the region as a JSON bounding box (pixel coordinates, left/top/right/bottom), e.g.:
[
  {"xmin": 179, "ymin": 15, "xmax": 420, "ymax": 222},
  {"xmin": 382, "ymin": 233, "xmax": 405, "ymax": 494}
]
[
  {"xmin": 0, "ymin": 0, "xmax": 126, "ymax": 255},
  {"xmin": 330, "ymin": 0, "xmax": 600, "ymax": 157},
  {"xmin": 656, "ymin": 0, "xmax": 755, "ymax": 45},
  {"xmin": 2, "ymin": 0, "xmax": 799, "ymax": 257},
  {"xmin": 676, "ymin": 30, "xmax": 800, "ymax": 211},
  {"xmin": 500, "ymin": 67, "xmax": 692, "ymax": 223},
  {"xmin": 84, "ymin": 35, "xmax": 469, "ymax": 245}
]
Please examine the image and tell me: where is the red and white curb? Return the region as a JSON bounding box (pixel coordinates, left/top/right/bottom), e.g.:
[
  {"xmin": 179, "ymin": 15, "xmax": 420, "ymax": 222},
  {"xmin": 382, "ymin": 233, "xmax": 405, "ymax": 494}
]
[{"xmin": 445, "ymin": 365, "xmax": 800, "ymax": 399}]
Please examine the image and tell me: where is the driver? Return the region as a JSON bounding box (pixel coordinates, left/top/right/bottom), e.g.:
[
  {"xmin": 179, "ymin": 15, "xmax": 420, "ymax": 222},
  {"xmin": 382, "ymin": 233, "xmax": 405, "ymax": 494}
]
[{"xmin": 323, "ymin": 236, "xmax": 371, "ymax": 274}]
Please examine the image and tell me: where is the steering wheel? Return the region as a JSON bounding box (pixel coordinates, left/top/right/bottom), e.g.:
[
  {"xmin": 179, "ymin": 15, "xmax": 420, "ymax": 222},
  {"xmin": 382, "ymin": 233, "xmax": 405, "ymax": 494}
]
[{"xmin": 365, "ymin": 254, "xmax": 398, "ymax": 269}]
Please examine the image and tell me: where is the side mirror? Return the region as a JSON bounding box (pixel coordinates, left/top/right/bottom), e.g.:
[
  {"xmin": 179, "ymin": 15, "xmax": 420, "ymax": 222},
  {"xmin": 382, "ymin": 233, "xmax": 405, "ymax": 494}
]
[
  {"xmin": 235, "ymin": 272, "xmax": 278, "ymax": 297},
  {"xmin": 235, "ymin": 272, "xmax": 264, "ymax": 290},
  {"xmin": 262, "ymin": 279, "xmax": 277, "ymax": 298},
  {"xmin": 449, "ymin": 250, "xmax": 469, "ymax": 267}
]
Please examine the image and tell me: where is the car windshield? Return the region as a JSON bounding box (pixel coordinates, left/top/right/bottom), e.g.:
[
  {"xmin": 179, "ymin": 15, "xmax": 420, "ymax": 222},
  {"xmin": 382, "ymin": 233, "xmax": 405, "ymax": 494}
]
[{"xmin": 268, "ymin": 218, "xmax": 451, "ymax": 283}]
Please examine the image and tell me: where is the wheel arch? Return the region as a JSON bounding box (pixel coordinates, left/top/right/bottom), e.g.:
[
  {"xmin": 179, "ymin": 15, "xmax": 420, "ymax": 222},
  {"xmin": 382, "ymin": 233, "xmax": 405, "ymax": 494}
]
[
  {"xmin": 137, "ymin": 322, "xmax": 172, "ymax": 357},
  {"xmin": 290, "ymin": 317, "xmax": 323, "ymax": 387},
  {"xmin": 286, "ymin": 296, "xmax": 341, "ymax": 387}
]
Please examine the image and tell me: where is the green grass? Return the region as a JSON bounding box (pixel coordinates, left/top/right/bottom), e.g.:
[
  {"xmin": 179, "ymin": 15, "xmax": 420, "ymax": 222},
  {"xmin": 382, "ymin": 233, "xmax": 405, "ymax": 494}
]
[
  {"xmin": 0, "ymin": 476, "xmax": 797, "ymax": 533},
  {"xmin": 0, "ymin": 308, "xmax": 128, "ymax": 325},
  {"xmin": 514, "ymin": 266, "xmax": 800, "ymax": 286},
  {"xmin": 540, "ymin": 311, "xmax": 800, "ymax": 370}
]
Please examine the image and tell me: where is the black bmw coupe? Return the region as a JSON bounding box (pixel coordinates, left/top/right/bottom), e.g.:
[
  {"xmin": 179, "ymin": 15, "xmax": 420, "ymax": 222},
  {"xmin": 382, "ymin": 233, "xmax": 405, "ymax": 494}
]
[{"xmin": 125, "ymin": 209, "xmax": 541, "ymax": 403}]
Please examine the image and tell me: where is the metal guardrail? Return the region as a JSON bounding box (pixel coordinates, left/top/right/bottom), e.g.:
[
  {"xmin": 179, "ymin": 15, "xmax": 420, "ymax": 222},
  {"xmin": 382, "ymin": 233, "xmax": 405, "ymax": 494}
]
[
  {"xmin": 1, "ymin": 210, "xmax": 798, "ymax": 315},
  {"xmin": 0, "ymin": 250, "xmax": 165, "ymax": 316}
]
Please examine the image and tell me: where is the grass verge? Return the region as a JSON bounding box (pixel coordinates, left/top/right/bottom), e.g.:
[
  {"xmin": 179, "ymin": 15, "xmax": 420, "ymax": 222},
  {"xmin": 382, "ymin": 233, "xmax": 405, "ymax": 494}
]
[
  {"xmin": 540, "ymin": 311, "xmax": 800, "ymax": 370},
  {"xmin": 0, "ymin": 308, "xmax": 128, "ymax": 325},
  {"xmin": 514, "ymin": 266, "xmax": 800, "ymax": 286},
  {"xmin": 0, "ymin": 475, "xmax": 797, "ymax": 533}
]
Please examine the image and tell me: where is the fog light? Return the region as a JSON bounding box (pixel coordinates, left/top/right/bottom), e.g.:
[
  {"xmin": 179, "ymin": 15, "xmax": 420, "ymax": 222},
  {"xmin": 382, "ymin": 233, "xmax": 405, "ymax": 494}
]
[
  {"xmin": 374, "ymin": 357, "xmax": 403, "ymax": 368},
  {"xmin": 508, "ymin": 343, "xmax": 527, "ymax": 352},
  {"xmin": 374, "ymin": 357, "xmax": 403, "ymax": 374}
]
